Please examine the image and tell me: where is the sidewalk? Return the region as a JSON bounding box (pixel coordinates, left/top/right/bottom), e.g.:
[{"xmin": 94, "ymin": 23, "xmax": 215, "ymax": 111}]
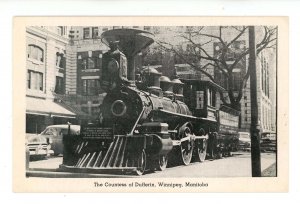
[
  {"xmin": 262, "ymin": 162, "xmax": 277, "ymax": 176},
  {"xmin": 28, "ymin": 152, "xmax": 276, "ymax": 178}
]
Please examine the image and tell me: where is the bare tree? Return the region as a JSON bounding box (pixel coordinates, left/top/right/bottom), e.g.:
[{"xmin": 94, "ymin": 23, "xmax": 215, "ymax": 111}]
[{"xmin": 156, "ymin": 26, "xmax": 277, "ymax": 110}]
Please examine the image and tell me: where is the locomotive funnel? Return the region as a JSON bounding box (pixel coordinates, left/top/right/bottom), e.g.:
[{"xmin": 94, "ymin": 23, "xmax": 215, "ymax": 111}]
[{"xmin": 101, "ymin": 29, "xmax": 154, "ymax": 82}]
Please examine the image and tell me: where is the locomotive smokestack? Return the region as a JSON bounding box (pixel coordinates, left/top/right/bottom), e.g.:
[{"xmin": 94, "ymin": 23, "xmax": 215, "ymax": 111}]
[{"xmin": 101, "ymin": 29, "xmax": 154, "ymax": 85}]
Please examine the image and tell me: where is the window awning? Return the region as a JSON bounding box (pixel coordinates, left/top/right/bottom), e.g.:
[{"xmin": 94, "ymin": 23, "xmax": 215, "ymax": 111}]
[{"xmin": 26, "ymin": 97, "xmax": 76, "ymax": 118}]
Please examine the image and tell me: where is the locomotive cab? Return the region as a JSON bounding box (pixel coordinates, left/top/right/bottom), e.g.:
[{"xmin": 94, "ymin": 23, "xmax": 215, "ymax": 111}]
[{"xmin": 182, "ymin": 80, "xmax": 225, "ymax": 121}]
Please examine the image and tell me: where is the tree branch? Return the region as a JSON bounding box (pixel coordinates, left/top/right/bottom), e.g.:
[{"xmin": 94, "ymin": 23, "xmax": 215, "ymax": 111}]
[
  {"xmin": 157, "ymin": 40, "xmax": 216, "ymax": 83},
  {"xmin": 228, "ymin": 48, "xmax": 249, "ymax": 70},
  {"xmin": 155, "ymin": 26, "xmax": 277, "ymax": 109},
  {"xmin": 227, "ymin": 26, "xmax": 248, "ymax": 48}
]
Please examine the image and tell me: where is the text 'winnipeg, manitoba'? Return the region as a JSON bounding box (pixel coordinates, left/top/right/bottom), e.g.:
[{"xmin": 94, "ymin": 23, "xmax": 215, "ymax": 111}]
[{"xmin": 94, "ymin": 181, "xmax": 208, "ymax": 188}]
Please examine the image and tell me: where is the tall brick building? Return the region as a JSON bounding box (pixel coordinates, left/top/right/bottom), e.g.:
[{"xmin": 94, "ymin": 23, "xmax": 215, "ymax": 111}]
[{"xmin": 26, "ymin": 26, "xmax": 76, "ymax": 133}]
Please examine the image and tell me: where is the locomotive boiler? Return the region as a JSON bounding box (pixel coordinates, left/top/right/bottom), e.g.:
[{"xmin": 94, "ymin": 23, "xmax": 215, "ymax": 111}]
[{"xmin": 60, "ymin": 29, "xmax": 239, "ymax": 175}]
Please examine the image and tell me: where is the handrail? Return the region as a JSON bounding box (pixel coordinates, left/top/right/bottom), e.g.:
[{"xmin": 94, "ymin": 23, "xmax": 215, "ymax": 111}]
[{"xmin": 129, "ymin": 107, "xmax": 145, "ymax": 136}]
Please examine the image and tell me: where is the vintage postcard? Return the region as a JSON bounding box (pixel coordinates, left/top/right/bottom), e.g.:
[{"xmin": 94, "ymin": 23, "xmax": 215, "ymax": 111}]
[{"xmin": 13, "ymin": 16, "xmax": 288, "ymax": 192}]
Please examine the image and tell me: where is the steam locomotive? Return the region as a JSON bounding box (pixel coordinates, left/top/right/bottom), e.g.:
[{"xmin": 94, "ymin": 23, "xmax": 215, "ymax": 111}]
[{"xmin": 60, "ymin": 29, "xmax": 240, "ymax": 175}]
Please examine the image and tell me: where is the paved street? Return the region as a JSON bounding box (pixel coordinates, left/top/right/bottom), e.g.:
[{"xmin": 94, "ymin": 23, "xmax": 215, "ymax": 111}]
[
  {"xmin": 145, "ymin": 152, "xmax": 275, "ymax": 177},
  {"xmin": 28, "ymin": 151, "xmax": 276, "ymax": 177}
]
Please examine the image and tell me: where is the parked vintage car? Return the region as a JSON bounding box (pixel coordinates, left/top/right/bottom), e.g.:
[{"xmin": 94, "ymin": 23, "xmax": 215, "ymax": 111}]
[
  {"xmin": 26, "ymin": 133, "xmax": 54, "ymax": 159},
  {"xmin": 39, "ymin": 124, "xmax": 80, "ymax": 156},
  {"xmin": 260, "ymin": 132, "xmax": 276, "ymax": 152},
  {"xmin": 237, "ymin": 132, "xmax": 251, "ymax": 151}
]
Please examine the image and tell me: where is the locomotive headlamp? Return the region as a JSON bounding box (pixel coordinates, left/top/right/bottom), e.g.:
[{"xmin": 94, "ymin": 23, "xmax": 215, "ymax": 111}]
[
  {"xmin": 111, "ymin": 100, "xmax": 127, "ymax": 117},
  {"xmin": 107, "ymin": 58, "xmax": 119, "ymax": 74}
]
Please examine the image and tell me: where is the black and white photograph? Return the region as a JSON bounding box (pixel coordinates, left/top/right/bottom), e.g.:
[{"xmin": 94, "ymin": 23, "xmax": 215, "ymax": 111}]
[{"xmin": 13, "ymin": 17, "xmax": 288, "ymax": 192}]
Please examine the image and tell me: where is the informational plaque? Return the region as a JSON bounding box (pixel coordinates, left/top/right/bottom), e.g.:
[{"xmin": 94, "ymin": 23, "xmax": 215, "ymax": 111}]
[{"xmin": 81, "ymin": 127, "xmax": 113, "ymax": 140}]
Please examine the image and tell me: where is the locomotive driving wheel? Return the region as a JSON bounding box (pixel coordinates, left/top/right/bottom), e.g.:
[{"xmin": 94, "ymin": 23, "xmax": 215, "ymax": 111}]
[
  {"xmin": 179, "ymin": 125, "xmax": 194, "ymax": 165},
  {"xmin": 195, "ymin": 138, "xmax": 208, "ymax": 162},
  {"xmin": 157, "ymin": 155, "xmax": 168, "ymax": 171},
  {"xmin": 134, "ymin": 149, "xmax": 147, "ymax": 176}
]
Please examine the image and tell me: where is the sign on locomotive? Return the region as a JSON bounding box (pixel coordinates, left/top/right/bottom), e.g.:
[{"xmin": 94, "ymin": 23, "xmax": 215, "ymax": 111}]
[{"xmin": 60, "ymin": 29, "xmax": 240, "ymax": 175}]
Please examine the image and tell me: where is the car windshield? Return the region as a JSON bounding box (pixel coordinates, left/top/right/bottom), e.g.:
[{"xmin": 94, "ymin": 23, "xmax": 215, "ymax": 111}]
[
  {"xmin": 262, "ymin": 134, "xmax": 276, "ymax": 140},
  {"xmin": 40, "ymin": 125, "xmax": 80, "ymax": 136},
  {"xmin": 240, "ymin": 134, "xmax": 249, "ymax": 139},
  {"xmin": 42, "ymin": 127, "xmax": 58, "ymax": 135}
]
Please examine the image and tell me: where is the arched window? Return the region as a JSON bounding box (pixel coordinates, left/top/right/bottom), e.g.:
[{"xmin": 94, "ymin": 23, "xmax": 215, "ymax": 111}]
[{"xmin": 28, "ymin": 44, "xmax": 44, "ymax": 62}]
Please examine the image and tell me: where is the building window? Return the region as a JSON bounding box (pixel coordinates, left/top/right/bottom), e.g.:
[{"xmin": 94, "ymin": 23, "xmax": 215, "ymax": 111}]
[
  {"xmin": 27, "ymin": 44, "xmax": 44, "ymax": 62},
  {"xmin": 102, "ymin": 27, "xmax": 109, "ymax": 31},
  {"xmin": 88, "ymin": 58, "xmax": 95, "ymax": 69},
  {"xmin": 80, "ymin": 59, "xmax": 87, "ymax": 69},
  {"xmin": 186, "ymin": 26, "xmax": 194, "ymax": 32},
  {"xmin": 213, "ymin": 41, "xmax": 246, "ymax": 90},
  {"xmin": 27, "ymin": 71, "xmax": 31, "ymax": 89},
  {"xmin": 245, "ymin": 103, "xmax": 247, "ymax": 107},
  {"xmin": 26, "ymin": 114, "xmax": 46, "ymax": 134},
  {"xmin": 261, "ymin": 56, "xmax": 270, "ymax": 97},
  {"xmin": 266, "ymin": 63, "xmax": 270, "ymax": 97},
  {"xmin": 56, "ymin": 52, "xmax": 65, "ymax": 68},
  {"xmin": 214, "ymin": 70, "xmax": 228, "ymax": 89},
  {"xmin": 82, "ymin": 79, "xmax": 100, "ymax": 95},
  {"xmin": 83, "ymin": 27, "xmax": 90, "ymax": 39},
  {"xmin": 27, "ymin": 70, "xmax": 43, "ymax": 91},
  {"xmin": 261, "ymin": 66, "xmax": 264, "ymax": 93},
  {"xmin": 92, "ymin": 27, "xmax": 99, "ymax": 38},
  {"xmin": 232, "ymin": 71, "xmax": 242, "ymax": 91},
  {"xmin": 207, "ymin": 89, "xmax": 216, "ymax": 107},
  {"xmin": 56, "ymin": 26, "xmax": 64, "ymax": 36},
  {"xmin": 55, "ymin": 76, "xmax": 64, "ymax": 94},
  {"xmin": 79, "ymin": 57, "xmax": 101, "ymax": 70}
]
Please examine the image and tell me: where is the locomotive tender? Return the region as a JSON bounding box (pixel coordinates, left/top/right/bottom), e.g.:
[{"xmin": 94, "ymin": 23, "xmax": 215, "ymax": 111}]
[{"xmin": 60, "ymin": 29, "xmax": 239, "ymax": 175}]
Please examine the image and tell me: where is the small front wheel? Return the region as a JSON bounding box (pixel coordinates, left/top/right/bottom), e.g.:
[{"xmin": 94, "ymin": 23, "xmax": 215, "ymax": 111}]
[{"xmin": 134, "ymin": 150, "xmax": 147, "ymax": 176}]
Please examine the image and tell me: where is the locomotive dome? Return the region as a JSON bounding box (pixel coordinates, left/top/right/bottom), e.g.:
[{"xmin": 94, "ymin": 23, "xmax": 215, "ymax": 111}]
[
  {"xmin": 142, "ymin": 67, "xmax": 161, "ymax": 75},
  {"xmin": 171, "ymin": 78, "xmax": 184, "ymax": 84},
  {"xmin": 159, "ymin": 76, "xmax": 172, "ymax": 82}
]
